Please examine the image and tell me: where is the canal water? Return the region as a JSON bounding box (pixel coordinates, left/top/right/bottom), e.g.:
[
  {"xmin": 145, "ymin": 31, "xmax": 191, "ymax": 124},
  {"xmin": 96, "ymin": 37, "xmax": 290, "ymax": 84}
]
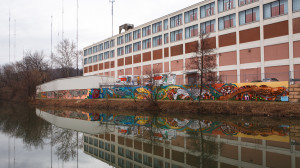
[{"xmin": 0, "ymin": 101, "xmax": 299, "ymax": 168}]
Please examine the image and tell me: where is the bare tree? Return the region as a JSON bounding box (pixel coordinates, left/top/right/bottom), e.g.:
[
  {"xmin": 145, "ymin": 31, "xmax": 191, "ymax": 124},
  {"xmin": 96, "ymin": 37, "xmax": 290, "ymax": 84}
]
[
  {"xmin": 53, "ymin": 39, "xmax": 78, "ymax": 77},
  {"xmin": 141, "ymin": 66, "xmax": 163, "ymax": 107},
  {"xmin": 186, "ymin": 32, "xmax": 218, "ymax": 104}
]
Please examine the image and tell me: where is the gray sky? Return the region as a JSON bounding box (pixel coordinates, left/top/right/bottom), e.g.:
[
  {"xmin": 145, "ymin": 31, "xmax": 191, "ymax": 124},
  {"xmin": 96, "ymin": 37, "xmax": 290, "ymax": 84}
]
[{"xmin": 0, "ymin": 0, "xmax": 201, "ymax": 66}]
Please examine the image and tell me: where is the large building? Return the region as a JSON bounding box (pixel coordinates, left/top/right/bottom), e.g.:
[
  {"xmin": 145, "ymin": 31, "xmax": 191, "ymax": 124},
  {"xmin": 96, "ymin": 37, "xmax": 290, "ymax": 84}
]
[{"xmin": 83, "ymin": 0, "xmax": 300, "ymax": 84}]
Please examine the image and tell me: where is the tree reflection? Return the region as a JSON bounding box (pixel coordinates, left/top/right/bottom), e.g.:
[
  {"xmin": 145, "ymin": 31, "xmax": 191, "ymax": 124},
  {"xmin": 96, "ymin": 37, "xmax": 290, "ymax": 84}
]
[{"xmin": 0, "ymin": 102, "xmax": 82, "ymax": 163}]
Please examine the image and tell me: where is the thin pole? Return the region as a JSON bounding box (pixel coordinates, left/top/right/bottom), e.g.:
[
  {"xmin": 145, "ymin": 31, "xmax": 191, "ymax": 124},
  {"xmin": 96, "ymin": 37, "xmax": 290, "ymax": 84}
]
[
  {"xmin": 8, "ymin": 137, "xmax": 10, "ymax": 168},
  {"xmin": 62, "ymin": 0, "xmax": 64, "ymax": 41},
  {"xmin": 77, "ymin": 132, "xmax": 78, "ymax": 168},
  {"xmin": 76, "ymin": 0, "xmax": 79, "ymax": 76},
  {"xmin": 9, "ymin": 9, "xmax": 11, "ymax": 63},
  {"xmin": 51, "ymin": 125, "xmax": 53, "ymax": 168},
  {"xmin": 14, "ymin": 19, "xmax": 16, "ymax": 61},
  {"xmin": 109, "ymin": 0, "xmax": 115, "ymax": 37},
  {"xmin": 13, "ymin": 137, "xmax": 15, "ymax": 168},
  {"xmin": 51, "ymin": 16, "xmax": 53, "ymax": 68}
]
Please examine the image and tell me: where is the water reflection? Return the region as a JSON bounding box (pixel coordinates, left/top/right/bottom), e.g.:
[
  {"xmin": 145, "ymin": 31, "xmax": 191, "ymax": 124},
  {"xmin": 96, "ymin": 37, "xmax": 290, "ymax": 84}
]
[{"xmin": 36, "ymin": 108, "xmax": 300, "ymax": 168}]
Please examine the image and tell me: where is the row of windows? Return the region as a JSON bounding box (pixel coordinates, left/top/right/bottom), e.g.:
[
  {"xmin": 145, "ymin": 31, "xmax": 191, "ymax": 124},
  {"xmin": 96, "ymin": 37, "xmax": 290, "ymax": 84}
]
[
  {"xmin": 84, "ymin": 0, "xmax": 300, "ymax": 56},
  {"xmin": 84, "ymin": 145, "xmax": 116, "ymax": 163},
  {"xmin": 84, "ymin": 50, "xmax": 115, "ymax": 65}
]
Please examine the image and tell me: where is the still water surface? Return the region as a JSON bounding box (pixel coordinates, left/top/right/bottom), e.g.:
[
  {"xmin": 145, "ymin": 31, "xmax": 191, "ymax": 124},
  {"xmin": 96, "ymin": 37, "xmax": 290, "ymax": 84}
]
[{"xmin": 0, "ymin": 101, "xmax": 299, "ymax": 168}]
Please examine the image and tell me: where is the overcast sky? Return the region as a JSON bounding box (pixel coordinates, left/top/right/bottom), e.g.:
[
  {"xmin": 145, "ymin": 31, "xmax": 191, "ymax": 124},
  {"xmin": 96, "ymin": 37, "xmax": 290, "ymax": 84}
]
[{"xmin": 0, "ymin": 0, "xmax": 201, "ymax": 66}]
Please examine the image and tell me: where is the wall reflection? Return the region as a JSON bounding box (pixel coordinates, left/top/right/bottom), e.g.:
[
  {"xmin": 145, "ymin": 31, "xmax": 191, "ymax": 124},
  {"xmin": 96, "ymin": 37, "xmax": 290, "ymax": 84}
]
[{"xmin": 36, "ymin": 108, "xmax": 300, "ymax": 168}]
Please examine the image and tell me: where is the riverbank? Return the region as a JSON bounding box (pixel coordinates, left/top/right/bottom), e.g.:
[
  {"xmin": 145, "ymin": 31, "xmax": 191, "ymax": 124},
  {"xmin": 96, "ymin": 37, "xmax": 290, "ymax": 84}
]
[{"xmin": 33, "ymin": 99, "xmax": 300, "ymax": 117}]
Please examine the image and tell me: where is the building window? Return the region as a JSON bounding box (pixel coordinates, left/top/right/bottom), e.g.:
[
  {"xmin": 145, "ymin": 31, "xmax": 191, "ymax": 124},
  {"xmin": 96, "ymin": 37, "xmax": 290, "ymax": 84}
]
[
  {"xmin": 170, "ymin": 29, "xmax": 183, "ymax": 42},
  {"xmin": 239, "ymin": 7, "xmax": 259, "ymax": 25},
  {"xmin": 293, "ymin": 0, "xmax": 300, "ymax": 11},
  {"xmin": 118, "ymin": 147, "xmax": 124, "ymax": 156},
  {"xmin": 93, "ymin": 46, "xmax": 97, "ymax": 53},
  {"xmin": 84, "ymin": 50, "xmax": 87, "ymax": 56},
  {"xmin": 88, "ymin": 48, "xmax": 92, "ymax": 55},
  {"xmin": 133, "ymin": 29, "xmax": 141, "ymax": 40},
  {"xmin": 200, "ymin": 20, "xmax": 215, "ymax": 34},
  {"xmin": 218, "ymin": 0, "xmax": 235, "ymax": 13},
  {"xmin": 134, "ymin": 152, "xmax": 142, "ymax": 163},
  {"xmin": 143, "ymin": 155, "xmax": 152, "ymax": 167},
  {"xmin": 99, "ymin": 141, "xmax": 104, "ymax": 148},
  {"xmin": 93, "ymin": 55, "xmax": 97, "ymax": 62},
  {"xmin": 117, "ymin": 47, "xmax": 124, "ymax": 56},
  {"xmin": 142, "ymin": 38, "xmax": 151, "ymax": 49},
  {"xmin": 126, "ymin": 150, "xmax": 133, "ymax": 160},
  {"xmin": 111, "ymin": 155, "xmax": 115, "ymax": 163},
  {"xmin": 164, "ymin": 33, "xmax": 169, "ymax": 44},
  {"xmin": 104, "ymin": 51, "xmax": 110, "ymax": 59},
  {"xmin": 105, "ymin": 153, "xmax": 110, "ymax": 161},
  {"xmin": 142, "ymin": 26, "xmax": 151, "ymax": 37},
  {"xmin": 125, "ymin": 32, "xmax": 132, "ymax": 43},
  {"xmin": 152, "ymin": 21, "xmax": 162, "ymax": 34},
  {"xmin": 200, "ymin": 2, "xmax": 215, "ymax": 18},
  {"xmin": 104, "ymin": 41, "xmax": 110, "ymax": 49},
  {"xmin": 117, "ymin": 36, "xmax": 124, "ymax": 45},
  {"xmin": 239, "ymin": 0, "xmax": 258, "ymax": 6},
  {"xmin": 164, "ymin": 19, "xmax": 168, "ymax": 30},
  {"xmin": 88, "ymin": 57, "xmax": 92, "ymax": 64},
  {"xmin": 111, "ymin": 144, "xmax": 115, "ymax": 152},
  {"xmin": 185, "ymin": 8, "xmax": 198, "ymax": 23},
  {"xmin": 264, "ymin": 0, "xmax": 288, "ymax": 19},
  {"xmin": 105, "ymin": 143, "xmax": 110, "ymax": 151},
  {"xmin": 185, "ymin": 24, "xmax": 198, "ymax": 39},
  {"xmin": 98, "ymin": 44, "xmax": 103, "ymax": 51},
  {"xmin": 110, "ymin": 39, "xmax": 115, "ymax": 47},
  {"xmin": 153, "ymin": 35, "xmax": 162, "ymax": 47},
  {"xmin": 133, "ymin": 41, "xmax": 141, "ymax": 52},
  {"xmin": 110, "ymin": 50, "xmax": 115, "ymax": 58},
  {"xmin": 98, "ymin": 53, "xmax": 103, "ymax": 61},
  {"xmin": 84, "ymin": 58, "xmax": 87, "ymax": 65},
  {"xmin": 219, "ymin": 14, "xmax": 236, "ymax": 30},
  {"xmin": 170, "ymin": 14, "xmax": 183, "ymax": 28},
  {"xmin": 125, "ymin": 44, "xmax": 132, "ymax": 54}
]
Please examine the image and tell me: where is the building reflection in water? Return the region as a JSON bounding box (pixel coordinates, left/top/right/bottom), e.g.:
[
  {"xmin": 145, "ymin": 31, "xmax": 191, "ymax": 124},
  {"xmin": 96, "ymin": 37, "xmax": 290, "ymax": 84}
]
[{"xmin": 37, "ymin": 109, "xmax": 300, "ymax": 168}]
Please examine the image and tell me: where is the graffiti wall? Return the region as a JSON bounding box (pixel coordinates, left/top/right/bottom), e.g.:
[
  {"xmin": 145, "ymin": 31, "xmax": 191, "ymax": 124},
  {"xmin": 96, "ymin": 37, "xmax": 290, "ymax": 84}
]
[{"xmin": 36, "ymin": 81, "xmax": 289, "ymax": 101}]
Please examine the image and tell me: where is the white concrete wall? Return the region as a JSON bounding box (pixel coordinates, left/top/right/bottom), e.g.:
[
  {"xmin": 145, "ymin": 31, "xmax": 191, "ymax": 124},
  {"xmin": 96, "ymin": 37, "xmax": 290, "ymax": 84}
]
[{"xmin": 36, "ymin": 75, "xmax": 115, "ymax": 92}]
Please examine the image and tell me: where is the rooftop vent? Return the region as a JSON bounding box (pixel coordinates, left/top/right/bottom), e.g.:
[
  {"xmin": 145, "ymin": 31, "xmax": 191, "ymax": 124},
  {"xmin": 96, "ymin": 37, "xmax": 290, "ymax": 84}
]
[{"xmin": 119, "ymin": 23, "xmax": 134, "ymax": 34}]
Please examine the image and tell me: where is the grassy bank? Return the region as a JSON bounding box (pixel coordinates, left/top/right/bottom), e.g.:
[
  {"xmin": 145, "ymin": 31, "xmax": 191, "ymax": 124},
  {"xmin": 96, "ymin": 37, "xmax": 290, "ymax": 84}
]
[{"xmin": 34, "ymin": 99, "xmax": 300, "ymax": 117}]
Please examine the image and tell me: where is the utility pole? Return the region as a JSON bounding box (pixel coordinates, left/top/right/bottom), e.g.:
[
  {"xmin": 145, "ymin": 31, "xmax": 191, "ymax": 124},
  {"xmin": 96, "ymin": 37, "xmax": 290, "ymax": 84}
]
[
  {"xmin": 9, "ymin": 9, "xmax": 11, "ymax": 63},
  {"xmin": 14, "ymin": 19, "xmax": 16, "ymax": 61},
  {"xmin": 76, "ymin": 0, "xmax": 79, "ymax": 76},
  {"xmin": 109, "ymin": 0, "xmax": 115, "ymax": 37},
  {"xmin": 51, "ymin": 16, "xmax": 53, "ymax": 68},
  {"xmin": 62, "ymin": 0, "xmax": 64, "ymax": 41}
]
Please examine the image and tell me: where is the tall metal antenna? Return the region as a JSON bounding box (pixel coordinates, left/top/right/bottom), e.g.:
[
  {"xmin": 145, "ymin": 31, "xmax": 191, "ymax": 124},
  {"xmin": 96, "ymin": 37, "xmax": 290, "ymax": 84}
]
[
  {"xmin": 9, "ymin": 9, "xmax": 11, "ymax": 63},
  {"xmin": 51, "ymin": 16, "xmax": 53, "ymax": 68},
  {"xmin": 109, "ymin": 0, "xmax": 115, "ymax": 37},
  {"xmin": 76, "ymin": 0, "xmax": 79, "ymax": 76},
  {"xmin": 62, "ymin": 0, "xmax": 64, "ymax": 41},
  {"xmin": 13, "ymin": 137, "xmax": 15, "ymax": 168},
  {"xmin": 14, "ymin": 19, "xmax": 16, "ymax": 61}
]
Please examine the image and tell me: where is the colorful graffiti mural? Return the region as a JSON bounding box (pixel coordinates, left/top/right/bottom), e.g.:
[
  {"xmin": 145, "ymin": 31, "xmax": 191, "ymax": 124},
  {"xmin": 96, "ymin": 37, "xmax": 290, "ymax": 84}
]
[{"xmin": 37, "ymin": 81, "xmax": 289, "ymax": 101}]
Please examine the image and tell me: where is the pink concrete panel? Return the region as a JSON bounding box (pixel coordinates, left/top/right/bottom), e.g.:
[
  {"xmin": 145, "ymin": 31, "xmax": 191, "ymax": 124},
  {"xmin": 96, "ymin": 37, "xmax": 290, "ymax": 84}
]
[
  {"xmin": 176, "ymin": 75, "xmax": 184, "ymax": 85},
  {"xmin": 219, "ymin": 51, "xmax": 237, "ymax": 66},
  {"xmin": 240, "ymin": 47, "xmax": 261, "ymax": 64},
  {"xmin": 294, "ymin": 64, "xmax": 300, "ymax": 83},
  {"xmin": 118, "ymin": 69, "xmax": 124, "ymax": 77},
  {"xmin": 153, "ymin": 63, "xmax": 163, "ymax": 73},
  {"xmin": 171, "ymin": 59, "xmax": 183, "ymax": 72},
  {"xmin": 164, "ymin": 62, "xmax": 169, "ymax": 72},
  {"xmin": 110, "ymin": 71, "xmax": 115, "ymax": 77},
  {"xmin": 125, "ymin": 68, "xmax": 132, "ymax": 75},
  {"xmin": 293, "ymin": 41, "xmax": 300, "ymax": 58},
  {"xmin": 99, "ymin": 73, "xmax": 104, "ymax": 75},
  {"xmin": 264, "ymin": 43, "xmax": 289, "ymax": 61},
  {"xmin": 240, "ymin": 68, "xmax": 261, "ymax": 83},
  {"xmin": 143, "ymin": 65, "xmax": 151, "ymax": 74},
  {"xmin": 219, "ymin": 70, "xmax": 237, "ymax": 83},
  {"xmin": 133, "ymin": 66, "xmax": 141, "ymax": 75},
  {"xmin": 105, "ymin": 72, "xmax": 109, "ymax": 76},
  {"xmin": 264, "ymin": 65, "xmax": 289, "ymax": 81}
]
